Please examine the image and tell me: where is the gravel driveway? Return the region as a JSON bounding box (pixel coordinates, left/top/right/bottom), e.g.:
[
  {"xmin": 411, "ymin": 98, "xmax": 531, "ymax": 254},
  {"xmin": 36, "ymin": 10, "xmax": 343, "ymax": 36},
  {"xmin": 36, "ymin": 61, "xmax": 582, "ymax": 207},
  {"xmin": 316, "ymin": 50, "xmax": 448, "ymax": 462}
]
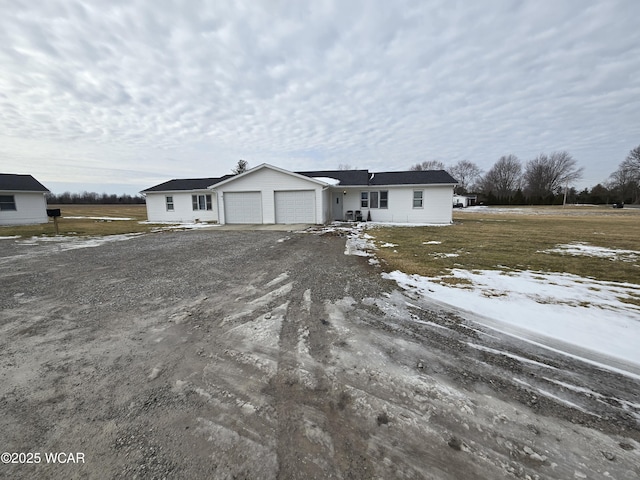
[{"xmin": 1, "ymin": 229, "xmax": 638, "ymax": 479}]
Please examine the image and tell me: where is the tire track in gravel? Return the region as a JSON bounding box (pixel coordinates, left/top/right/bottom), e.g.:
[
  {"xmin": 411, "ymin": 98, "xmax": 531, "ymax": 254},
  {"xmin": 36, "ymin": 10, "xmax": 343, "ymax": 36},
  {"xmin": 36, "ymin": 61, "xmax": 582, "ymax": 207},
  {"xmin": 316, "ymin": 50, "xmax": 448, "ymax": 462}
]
[{"xmin": 273, "ymin": 281, "xmax": 375, "ymax": 480}]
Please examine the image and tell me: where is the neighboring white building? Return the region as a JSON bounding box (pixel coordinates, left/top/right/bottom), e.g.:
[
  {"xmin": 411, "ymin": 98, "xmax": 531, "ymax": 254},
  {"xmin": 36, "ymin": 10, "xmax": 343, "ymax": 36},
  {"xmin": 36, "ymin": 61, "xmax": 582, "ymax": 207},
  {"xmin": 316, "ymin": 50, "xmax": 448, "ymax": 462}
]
[
  {"xmin": 0, "ymin": 174, "xmax": 50, "ymax": 226},
  {"xmin": 141, "ymin": 164, "xmax": 458, "ymax": 225},
  {"xmin": 453, "ymin": 195, "xmax": 477, "ymax": 208}
]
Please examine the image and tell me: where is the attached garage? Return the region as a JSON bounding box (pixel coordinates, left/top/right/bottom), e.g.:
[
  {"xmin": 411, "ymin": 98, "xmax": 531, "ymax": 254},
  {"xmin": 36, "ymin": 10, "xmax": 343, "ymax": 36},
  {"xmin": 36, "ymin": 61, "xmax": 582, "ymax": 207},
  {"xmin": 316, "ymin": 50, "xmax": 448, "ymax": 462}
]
[
  {"xmin": 223, "ymin": 192, "xmax": 262, "ymax": 224},
  {"xmin": 213, "ymin": 165, "xmax": 327, "ymax": 225},
  {"xmin": 274, "ymin": 190, "xmax": 316, "ymax": 224}
]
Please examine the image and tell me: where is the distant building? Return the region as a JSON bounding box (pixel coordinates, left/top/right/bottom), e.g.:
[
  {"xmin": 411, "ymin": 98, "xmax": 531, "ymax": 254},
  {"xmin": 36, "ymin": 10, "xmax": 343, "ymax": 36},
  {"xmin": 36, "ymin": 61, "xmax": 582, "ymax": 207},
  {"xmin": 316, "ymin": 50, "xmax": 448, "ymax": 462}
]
[
  {"xmin": 453, "ymin": 195, "xmax": 477, "ymax": 208},
  {"xmin": 0, "ymin": 174, "xmax": 50, "ymax": 225}
]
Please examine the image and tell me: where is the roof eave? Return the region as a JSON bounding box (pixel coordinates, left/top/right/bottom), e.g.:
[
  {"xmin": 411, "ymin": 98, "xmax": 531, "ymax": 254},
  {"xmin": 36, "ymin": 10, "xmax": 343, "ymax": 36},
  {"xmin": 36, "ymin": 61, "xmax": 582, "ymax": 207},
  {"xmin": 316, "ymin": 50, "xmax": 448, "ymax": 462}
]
[{"xmin": 0, "ymin": 188, "xmax": 50, "ymax": 193}]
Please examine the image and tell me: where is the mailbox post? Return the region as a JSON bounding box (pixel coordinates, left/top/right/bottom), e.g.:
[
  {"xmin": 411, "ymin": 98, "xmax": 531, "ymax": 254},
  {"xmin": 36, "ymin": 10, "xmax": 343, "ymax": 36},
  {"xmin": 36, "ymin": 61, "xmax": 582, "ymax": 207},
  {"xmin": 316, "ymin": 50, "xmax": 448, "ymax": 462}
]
[{"xmin": 47, "ymin": 208, "xmax": 61, "ymax": 235}]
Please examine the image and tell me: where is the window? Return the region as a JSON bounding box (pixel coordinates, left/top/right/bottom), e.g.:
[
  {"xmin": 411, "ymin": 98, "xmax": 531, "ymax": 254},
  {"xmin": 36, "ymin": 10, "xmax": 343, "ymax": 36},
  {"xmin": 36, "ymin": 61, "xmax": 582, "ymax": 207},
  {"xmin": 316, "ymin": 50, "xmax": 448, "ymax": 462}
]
[
  {"xmin": 413, "ymin": 190, "xmax": 423, "ymax": 208},
  {"xmin": 360, "ymin": 191, "xmax": 388, "ymax": 209},
  {"xmin": 370, "ymin": 191, "xmax": 379, "ymax": 209},
  {"xmin": 192, "ymin": 194, "xmax": 212, "ymax": 211},
  {"xmin": 0, "ymin": 195, "xmax": 16, "ymax": 211},
  {"xmin": 380, "ymin": 191, "xmax": 388, "ymax": 209},
  {"xmin": 166, "ymin": 196, "xmax": 174, "ymax": 211},
  {"xmin": 360, "ymin": 192, "xmax": 368, "ymax": 208}
]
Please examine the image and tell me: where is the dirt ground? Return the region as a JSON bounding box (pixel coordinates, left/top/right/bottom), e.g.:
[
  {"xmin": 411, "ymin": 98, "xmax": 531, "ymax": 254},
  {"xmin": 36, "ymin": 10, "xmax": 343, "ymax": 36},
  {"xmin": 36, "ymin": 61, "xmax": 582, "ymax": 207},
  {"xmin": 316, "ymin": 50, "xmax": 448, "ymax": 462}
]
[{"xmin": 0, "ymin": 229, "xmax": 638, "ymax": 479}]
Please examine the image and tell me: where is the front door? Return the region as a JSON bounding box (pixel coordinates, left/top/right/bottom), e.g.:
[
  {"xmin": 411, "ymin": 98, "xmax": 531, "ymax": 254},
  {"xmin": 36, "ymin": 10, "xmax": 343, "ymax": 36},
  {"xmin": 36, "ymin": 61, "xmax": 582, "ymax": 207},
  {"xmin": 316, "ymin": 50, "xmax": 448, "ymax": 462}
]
[{"xmin": 332, "ymin": 192, "xmax": 343, "ymax": 221}]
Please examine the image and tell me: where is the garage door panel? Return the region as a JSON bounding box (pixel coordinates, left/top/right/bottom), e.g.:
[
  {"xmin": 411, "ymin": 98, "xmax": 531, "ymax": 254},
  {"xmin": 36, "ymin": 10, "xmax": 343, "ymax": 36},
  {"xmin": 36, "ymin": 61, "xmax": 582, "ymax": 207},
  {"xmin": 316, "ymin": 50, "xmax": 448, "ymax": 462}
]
[
  {"xmin": 224, "ymin": 192, "xmax": 262, "ymax": 224},
  {"xmin": 275, "ymin": 190, "xmax": 315, "ymax": 224}
]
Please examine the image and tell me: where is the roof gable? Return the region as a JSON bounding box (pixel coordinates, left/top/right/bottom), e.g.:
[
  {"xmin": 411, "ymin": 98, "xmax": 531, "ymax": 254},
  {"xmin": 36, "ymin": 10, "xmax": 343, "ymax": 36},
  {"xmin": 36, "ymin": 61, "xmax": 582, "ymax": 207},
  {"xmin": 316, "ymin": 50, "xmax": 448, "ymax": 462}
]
[
  {"xmin": 0, "ymin": 173, "xmax": 50, "ymax": 192},
  {"xmin": 212, "ymin": 163, "xmax": 330, "ymax": 188}
]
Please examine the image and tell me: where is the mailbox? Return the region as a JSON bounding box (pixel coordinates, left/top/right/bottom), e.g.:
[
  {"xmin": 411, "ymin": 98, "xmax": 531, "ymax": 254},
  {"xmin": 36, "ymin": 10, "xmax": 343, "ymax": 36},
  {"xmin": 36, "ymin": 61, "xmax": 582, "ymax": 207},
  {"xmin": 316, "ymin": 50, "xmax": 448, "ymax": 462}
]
[{"xmin": 47, "ymin": 208, "xmax": 61, "ymax": 217}]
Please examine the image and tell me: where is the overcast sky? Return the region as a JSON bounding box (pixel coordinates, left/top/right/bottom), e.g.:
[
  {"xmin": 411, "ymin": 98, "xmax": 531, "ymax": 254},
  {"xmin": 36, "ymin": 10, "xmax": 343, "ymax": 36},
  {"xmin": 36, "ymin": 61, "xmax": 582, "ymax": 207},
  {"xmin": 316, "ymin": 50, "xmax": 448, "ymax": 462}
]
[{"xmin": 1, "ymin": 0, "xmax": 639, "ymax": 195}]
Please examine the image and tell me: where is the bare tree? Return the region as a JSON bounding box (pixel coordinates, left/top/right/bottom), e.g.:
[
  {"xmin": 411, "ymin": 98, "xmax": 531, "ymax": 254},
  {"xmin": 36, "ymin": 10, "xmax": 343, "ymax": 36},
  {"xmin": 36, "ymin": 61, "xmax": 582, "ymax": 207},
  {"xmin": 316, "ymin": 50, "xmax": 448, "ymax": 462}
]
[
  {"xmin": 607, "ymin": 145, "xmax": 640, "ymax": 203},
  {"xmin": 625, "ymin": 145, "xmax": 640, "ymax": 176},
  {"xmin": 608, "ymin": 165, "xmax": 638, "ymax": 204},
  {"xmin": 477, "ymin": 155, "xmax": 522, "ymax": 197},
  {"xmin": 448, "ymin": 160, "xmax": 482, "ymax": 194},
  {"xmin": 410, "ymin": 160, "xmax": 445, "ymax": 171},
  {"xmin": 232, "ymin": 159, "xmax": 249, "ymax": 175},
  {"xmin": 524, "ymin": 151, "xmax": 583, "ymax": 198}
]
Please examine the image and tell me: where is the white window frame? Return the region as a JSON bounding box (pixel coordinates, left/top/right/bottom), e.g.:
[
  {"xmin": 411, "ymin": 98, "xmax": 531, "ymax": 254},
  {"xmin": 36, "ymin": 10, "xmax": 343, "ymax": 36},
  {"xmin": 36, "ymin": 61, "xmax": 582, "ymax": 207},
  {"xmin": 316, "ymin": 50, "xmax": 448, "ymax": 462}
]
[
  {"xmin": 370, "ymin": 191, "xmax": 379, "ymax": 209},
  {"xmin": 413, "ymin": 190, "xmax": 423, "ymax": 208},
  {"xmin": 165, "ymin": 196, "xmax": 174, "ymax": 211},
  {"xmin": 380, "ymin": 191, "xmax": 388, "ymax": 209},
  {"xmin": 0, "ymin": 195, "xmax": 16, "ymax": 211},
  {"xmin": 360, "ymin": 192, "xmax": 368, "ymax": 208},
  {"xmin": 360, "ymin": 190, "xmax": 388, "ymax": 209},
  {"xmin": 192, "ymin": 194, "xmax": 212, "ymax": 211}
]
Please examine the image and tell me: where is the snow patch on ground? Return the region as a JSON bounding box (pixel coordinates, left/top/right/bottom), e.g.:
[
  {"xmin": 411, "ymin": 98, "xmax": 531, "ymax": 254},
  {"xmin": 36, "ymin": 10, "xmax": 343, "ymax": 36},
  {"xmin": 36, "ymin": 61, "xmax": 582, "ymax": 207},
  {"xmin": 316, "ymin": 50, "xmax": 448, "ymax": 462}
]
[
  {"xmin": 431, "ymin": 252, "xmax": 459, "ymax": 258},
  {"xmin": 0, "ymin": 235, "xmax": 21, "ymax": 240},
  {"xmin": 139, "ymin": 221, "xmax": 220, "ymax": 231},
  {"xmin": 541, "ymin": 242, "xmax": 640, "ymax": 262},
  {"xmin": 15, "ymin": 233, "xmax": 144, "ymax": 250},
  {"xmin": 422, "ymin": 241, "xmax": 441, "ymax": 245},
  {"xmin": 513, "ymin": 378, "xmax": 593, "ymax": 414},
  {"xmin": 384, "ymin": 269, "xmax": 640, "ymax": 369},
  {"xmin": 463, "ymin": 206, "xmax": 529, "ymax": 214},
  {"xmin": 467, "ymin": 343, "xmax": 557, "ymax": 370},
  {"xmin": 344, "ymin": 225, "xmax": 375, "ymax": 257},
  {"xmin": 543, "ymin": 377, "xmax": 640, "ymax": 421},
  {"xmin": 365, "ymin": 221, "xmax": 452, "ymax": 227}
]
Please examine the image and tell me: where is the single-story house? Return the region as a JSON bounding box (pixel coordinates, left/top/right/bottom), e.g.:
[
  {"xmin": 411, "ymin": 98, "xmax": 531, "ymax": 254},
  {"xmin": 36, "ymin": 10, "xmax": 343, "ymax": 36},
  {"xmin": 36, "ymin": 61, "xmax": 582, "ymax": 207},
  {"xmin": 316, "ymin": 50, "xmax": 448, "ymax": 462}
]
[
  {"xmin": 453, "ymin": 194, "xmax": 477, "ymax": 208},
  {"xmin": 0, "ymin": 174, "xmax": 50, "ymax": 226},
  {"xmin": 141, "ymin": 164, "xmax": 457, "ymax": 225}
]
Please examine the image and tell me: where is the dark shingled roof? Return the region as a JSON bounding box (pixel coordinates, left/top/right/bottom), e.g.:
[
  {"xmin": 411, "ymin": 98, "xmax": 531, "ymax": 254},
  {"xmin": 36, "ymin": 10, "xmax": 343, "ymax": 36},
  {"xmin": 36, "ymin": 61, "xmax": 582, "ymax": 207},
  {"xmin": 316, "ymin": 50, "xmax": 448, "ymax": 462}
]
[
  {"xmin": 141, "ymin": 175, "xmax": 234, "ymax": 192},
  {"xmin": 297, "ymin": 169, "xmax": 457, "ymax": 186},
  {"xmin": 0, "ymin": 173, "xmax": 50, "ymax": 192},
  {"xmin": 296, "ymin": 170, "xmax": 371, "ymax": 185},
  {"xmin": 143, "ymin": 168, "xmax": 458, "ymax": 192},
  {"xmin": 370, "ymin": 170, "xmax": 458, "ymax": 185}
]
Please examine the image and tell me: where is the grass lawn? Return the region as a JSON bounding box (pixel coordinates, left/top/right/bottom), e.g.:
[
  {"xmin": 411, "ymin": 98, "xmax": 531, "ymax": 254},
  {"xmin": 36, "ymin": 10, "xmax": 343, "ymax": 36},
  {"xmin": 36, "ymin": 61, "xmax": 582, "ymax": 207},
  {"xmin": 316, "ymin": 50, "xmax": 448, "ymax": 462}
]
[
  {"xmin": 367, "ymin": 206, "xmax": 640, "ymax": 286},
  {"xmin": 0, "ymin": 204, "xmax": 151, "ymax": 238}
]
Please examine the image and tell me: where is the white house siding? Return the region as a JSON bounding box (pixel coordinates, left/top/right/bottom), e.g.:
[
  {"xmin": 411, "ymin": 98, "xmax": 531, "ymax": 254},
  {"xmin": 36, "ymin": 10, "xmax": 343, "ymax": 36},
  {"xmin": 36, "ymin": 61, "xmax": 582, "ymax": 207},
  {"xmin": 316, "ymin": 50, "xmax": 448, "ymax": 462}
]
[
  {"xmin": 340, "ymin": 185, "xmax": 454, "ymax": 224},
  {"xmin": 145, "ymin": 191, "xmax": 219, "ymax": 223},
  {"xmin": 322, "ymin": 188, "xmax": 332, "ymax": 223},
  {"xmin": 215, "ymin": 168, "xmax": 326, "ymax": 224},
  {"xmin": 0, "ymin": 192, "xmax": 48, "ymax": 225}
]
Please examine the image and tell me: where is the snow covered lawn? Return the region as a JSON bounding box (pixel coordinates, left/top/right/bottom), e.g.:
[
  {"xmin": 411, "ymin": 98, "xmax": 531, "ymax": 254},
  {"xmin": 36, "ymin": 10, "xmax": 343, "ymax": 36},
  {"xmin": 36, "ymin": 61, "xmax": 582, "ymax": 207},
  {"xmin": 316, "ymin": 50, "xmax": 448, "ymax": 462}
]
[
  {"xmin": 383, "ymin": 268, "xmax": 640, "ymax": 373},
  {"xmin": 338, "ymin": 218, "xmax": 640, "ymax": 378}
]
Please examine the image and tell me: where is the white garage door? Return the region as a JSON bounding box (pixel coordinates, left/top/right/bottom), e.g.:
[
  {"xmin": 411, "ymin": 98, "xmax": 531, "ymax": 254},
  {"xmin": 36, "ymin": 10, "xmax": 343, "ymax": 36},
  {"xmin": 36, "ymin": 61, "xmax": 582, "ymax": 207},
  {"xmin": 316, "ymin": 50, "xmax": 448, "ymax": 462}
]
[
  {"xmin": 275, "ymin": 190, "xmax": 316, "ymax": 224},
  {"xmin": 224, "ymin": 192, "xmax": 262, "ymax": 224}
]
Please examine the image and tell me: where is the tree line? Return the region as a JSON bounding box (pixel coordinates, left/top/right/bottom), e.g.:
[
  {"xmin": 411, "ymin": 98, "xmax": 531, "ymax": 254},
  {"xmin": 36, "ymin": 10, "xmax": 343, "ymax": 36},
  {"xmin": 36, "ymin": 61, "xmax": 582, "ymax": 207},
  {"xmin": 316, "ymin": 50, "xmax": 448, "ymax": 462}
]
[
  {"xmin": 410, "ymin": 144, "xmax": 640, "ymax": 205},
  {"xmin": 46, "ymin": 191, "xmax": 146, "ymax": 204}
]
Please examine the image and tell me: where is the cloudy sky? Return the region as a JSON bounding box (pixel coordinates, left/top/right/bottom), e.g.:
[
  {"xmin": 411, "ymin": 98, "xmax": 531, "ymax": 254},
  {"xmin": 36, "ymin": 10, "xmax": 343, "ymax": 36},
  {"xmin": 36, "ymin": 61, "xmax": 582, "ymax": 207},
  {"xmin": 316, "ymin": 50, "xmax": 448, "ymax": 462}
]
[{"xmin": 1, "ymin": 0, "xmax": 639, "ymax": 195}]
